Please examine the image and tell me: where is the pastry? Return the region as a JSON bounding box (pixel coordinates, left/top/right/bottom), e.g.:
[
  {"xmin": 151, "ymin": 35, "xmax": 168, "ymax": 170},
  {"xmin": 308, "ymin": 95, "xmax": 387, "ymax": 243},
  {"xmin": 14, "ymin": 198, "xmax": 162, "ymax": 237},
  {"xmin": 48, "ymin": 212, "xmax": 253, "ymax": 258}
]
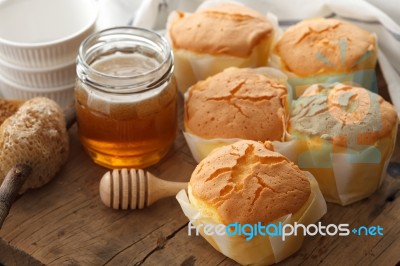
[
  {"xmin": 184, "ymin": 67, "xmax": 288, "ymax": 162},
  {"xmin": 168, "ymin": 2, "xmax": 275, "ymax": 93},
  {"xmin": 289, "ymin": 83, "xmax": 398, "ymax": 205},
  {"xmin": 274, "ymin": 18, "xmax": 377, "ymax": 97},
  {"xmin": 177, "ymin": 140, "xmax": 327, "ymax": 265}
]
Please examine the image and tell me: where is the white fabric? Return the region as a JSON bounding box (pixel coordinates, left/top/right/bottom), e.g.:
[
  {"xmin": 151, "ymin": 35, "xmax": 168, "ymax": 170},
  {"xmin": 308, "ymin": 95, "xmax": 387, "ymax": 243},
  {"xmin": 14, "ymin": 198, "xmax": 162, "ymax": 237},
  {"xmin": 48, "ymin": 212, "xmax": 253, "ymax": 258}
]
[{"xmin": 97, "ymin": 0, "xmax": 400, "ymax": 114}]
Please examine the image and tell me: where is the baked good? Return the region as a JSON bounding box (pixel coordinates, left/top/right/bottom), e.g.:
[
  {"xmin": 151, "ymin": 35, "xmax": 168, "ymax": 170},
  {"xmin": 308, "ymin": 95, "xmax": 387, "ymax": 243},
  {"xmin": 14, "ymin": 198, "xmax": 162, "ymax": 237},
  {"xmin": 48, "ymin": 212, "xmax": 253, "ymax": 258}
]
[
  {"xmin": 168, "ymin": 2, "xmax": 275, "ymax": 93},
  {"xmin": 289, "ymin": 83, "xmax": 398, "ymax": 205},
  {"xmin": 0, "ymin": 97, "xmax": 69, "ymax": 193},
  {"xmin": 177, "ymin": 140, "xmax": 327, "ymax": 265},
  {"xmin": 0, "ymin": 98, "xmax": 23, "ymax": 125},
  {"xmin": 184, "ymin": 67, "xmax": 288, "ymax": 162},
  {"xmin": 274, "ymin": 18, "xmax": 377, "ymax": 97}
]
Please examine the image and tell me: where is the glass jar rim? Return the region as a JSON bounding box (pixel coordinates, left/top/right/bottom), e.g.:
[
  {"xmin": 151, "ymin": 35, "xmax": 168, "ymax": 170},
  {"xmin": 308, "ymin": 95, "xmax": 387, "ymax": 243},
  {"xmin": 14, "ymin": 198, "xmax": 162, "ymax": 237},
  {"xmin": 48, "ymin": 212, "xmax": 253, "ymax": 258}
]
[{"xmin": 77, "ymin": 26, "xmax": 173, "ymax": 94}]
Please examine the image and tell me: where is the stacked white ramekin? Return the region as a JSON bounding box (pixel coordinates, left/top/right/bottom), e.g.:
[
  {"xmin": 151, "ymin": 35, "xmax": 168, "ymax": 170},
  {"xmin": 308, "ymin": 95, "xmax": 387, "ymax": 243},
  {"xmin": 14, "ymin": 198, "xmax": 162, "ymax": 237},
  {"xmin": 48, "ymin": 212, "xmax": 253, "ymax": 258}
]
[{"xmin": 0, "ymin": 0, "xmax": 98, "ymax": 108}]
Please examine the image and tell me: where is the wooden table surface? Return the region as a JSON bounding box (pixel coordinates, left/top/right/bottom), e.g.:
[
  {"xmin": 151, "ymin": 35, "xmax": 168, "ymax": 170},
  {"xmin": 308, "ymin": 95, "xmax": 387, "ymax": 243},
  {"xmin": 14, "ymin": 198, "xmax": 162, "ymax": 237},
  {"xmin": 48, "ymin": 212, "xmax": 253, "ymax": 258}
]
[{"xmin": 0, "ymin": 68, "xmax": 399, "ymax": 266}]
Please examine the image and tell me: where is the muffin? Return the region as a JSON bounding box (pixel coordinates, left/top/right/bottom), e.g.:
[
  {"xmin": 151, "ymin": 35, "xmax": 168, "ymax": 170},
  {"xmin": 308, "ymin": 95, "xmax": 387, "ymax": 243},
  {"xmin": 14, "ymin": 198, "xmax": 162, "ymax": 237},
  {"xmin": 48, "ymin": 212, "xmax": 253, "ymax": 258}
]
[
  {"xmin": 274, "ymin": 18, "xmax": 377, "ymax": 97},
  {"xmin": 289, "ymin": 83, "xmax": 398, "ymax": 205},
  {"xmin": 177, "ymin": 140, "xmax": 327, "ymax": 265},
  {"xmin": 184, "ymin": 67, "xmax": 289, "ymax": 162},
  {"xmin": 168, "ymin": 2, "xmax": 275, "ymax": 93}
]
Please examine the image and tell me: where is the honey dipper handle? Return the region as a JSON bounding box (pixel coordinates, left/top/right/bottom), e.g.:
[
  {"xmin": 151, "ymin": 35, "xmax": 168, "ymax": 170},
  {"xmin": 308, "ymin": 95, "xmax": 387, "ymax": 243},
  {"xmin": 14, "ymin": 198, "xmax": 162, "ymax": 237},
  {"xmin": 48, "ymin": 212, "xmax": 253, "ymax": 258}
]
[
  {"xmin": 147, "ymin": 173, "xmax": 188, "ymax": 206},
  {"xmin": 0, "ymin": 164, "xmax": 32, "ymax": 229}
]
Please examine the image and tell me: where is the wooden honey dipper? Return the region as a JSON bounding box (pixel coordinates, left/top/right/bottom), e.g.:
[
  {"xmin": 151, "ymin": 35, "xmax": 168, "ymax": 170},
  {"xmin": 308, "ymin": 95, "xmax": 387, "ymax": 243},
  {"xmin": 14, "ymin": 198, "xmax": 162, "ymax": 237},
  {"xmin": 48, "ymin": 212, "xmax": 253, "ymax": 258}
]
[{"xmin": 99, "ymin": 169, "xmax": 188, "ymax": 210}]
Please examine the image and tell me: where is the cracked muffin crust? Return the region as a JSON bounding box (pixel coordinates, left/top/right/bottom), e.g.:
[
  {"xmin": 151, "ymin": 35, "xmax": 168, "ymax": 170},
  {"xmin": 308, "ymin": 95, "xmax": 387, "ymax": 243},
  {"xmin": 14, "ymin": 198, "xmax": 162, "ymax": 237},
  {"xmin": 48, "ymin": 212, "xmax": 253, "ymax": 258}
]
[
  {"xmin": 170, "ymin": 3, "xmax": 273, "ymax": 57},
  {"xmin": 275, "ymin": 18, "xmax": 377, "ymax": 76},
  {"xmin": 184, "ymin": 68, "xmax": 288, "ymax": 141},
  {"xmin": 290, "ymin": 83, "xmax": 398, "ymax": 148},
  {"xmin": 188, "ymin": 140, "xmax": 311, "ymax": 225}
]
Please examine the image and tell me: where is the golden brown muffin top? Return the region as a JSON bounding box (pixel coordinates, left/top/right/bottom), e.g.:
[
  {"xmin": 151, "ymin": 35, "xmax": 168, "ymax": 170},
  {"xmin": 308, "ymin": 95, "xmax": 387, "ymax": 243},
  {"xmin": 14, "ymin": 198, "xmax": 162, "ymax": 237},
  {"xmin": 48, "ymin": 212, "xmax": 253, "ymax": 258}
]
[
  {"xmin": 185, "ymin": 68, "xmax": 288, "ymax": 141},
  {"xmin": 290, "ymin": 83, "xmax": 398, "ymax": 147},
  {"xmin": 275, "ymin": 18, "xmax": 376, "ymax": 76},
  {"xmin": 189, "ymin": 140, "xmax": 311, "ymax": 225},
  {"xmin": 169, "ymin": 3, "xmax": 273, "ymax": 57}
]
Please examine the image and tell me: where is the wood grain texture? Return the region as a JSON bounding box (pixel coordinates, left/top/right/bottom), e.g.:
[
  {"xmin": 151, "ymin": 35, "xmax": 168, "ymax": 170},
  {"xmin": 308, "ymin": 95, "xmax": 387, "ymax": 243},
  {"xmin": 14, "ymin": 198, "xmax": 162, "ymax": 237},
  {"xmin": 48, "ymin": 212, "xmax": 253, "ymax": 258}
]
[
  {"xmin": 0, "ymin": 164, "xmax": 32, "ymax": 228},
  {"xmin": 0, "ymin": 72, "xmax": 399, "ymax": 266},
  {"xmin": 0, "ymin": 238, "xmax": 43, "ymax": 266}
]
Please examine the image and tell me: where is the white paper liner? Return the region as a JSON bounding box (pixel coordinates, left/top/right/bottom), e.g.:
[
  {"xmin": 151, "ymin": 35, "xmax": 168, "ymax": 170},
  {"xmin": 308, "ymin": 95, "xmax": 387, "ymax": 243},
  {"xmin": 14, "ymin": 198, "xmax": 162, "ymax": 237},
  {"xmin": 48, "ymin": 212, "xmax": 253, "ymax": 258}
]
[
  {"xmin": 166, "ymin": 0, "xmax": 281, "ymax": 93},
  {"xmin": 176, "ymin": 172, "xmax": 327, "ymax": 265},
  {"xmin": 285, "ymin": 69, "xmax": 378, "ymax": 99},
  {"xmin": 284, "ymin": 122, "xmax": 398, "ymax": 205},
  {"xmin": 183, "ymin": 131, "xmax": 242, "ymax": 163},
  {"xmin": 182, "ymin": 131, "xmax": 297, "ymax": 163}
]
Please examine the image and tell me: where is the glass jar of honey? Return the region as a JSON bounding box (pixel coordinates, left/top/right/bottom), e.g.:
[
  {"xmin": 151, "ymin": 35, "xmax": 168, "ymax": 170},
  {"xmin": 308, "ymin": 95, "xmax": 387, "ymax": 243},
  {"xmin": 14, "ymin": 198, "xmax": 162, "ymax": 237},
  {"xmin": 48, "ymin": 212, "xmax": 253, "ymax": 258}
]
[{"xmin": 75, "ymin": 27, "xmax": 177, "ymax": 169}]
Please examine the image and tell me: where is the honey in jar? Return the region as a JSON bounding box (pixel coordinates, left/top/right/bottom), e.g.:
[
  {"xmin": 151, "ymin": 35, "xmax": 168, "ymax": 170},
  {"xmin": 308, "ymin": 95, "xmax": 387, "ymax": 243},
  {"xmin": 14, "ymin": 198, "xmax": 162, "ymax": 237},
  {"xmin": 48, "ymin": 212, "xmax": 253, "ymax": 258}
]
[{"xmin": 75, "ymin": 27, "xmax": 177, "ymax": 168}]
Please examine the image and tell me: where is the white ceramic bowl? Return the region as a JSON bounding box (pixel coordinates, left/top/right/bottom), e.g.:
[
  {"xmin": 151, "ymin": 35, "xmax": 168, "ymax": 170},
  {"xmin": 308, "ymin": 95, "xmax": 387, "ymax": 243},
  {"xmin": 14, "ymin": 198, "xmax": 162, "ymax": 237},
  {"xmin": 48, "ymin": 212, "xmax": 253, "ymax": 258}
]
[
  {"xmin": 0, "ymin": 74, "xmax": 74, "ymax": 108},
  {"xmin": 0, "ymin": 0, "xmax": 98, "ymax": 68},
  {"xmin": 0, "ymin": 57, "xmax": 76, "ymax": 88}
]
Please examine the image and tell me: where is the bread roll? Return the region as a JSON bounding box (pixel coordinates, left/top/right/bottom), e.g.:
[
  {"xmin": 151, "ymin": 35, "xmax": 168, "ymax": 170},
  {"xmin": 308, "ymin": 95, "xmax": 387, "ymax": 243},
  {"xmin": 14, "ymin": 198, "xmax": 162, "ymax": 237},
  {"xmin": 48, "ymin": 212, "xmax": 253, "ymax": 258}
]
[
  {"xmin": 0, "ymin": 97, "xmax": 69, "ymax": 193},
  {"xmin": 168, "ymin": 2, "xmax": 274, "ymax": 93},
  {"xmin": 0, "ymin": 98, "xmax": 23, "ymax": 125},
  {"xmin": 178, "ymin": 140, "xmax": 327, "ymax": 265},
  {"xmin": 289, "ymin": 83, "xmax": 398, "ymax": 205}
]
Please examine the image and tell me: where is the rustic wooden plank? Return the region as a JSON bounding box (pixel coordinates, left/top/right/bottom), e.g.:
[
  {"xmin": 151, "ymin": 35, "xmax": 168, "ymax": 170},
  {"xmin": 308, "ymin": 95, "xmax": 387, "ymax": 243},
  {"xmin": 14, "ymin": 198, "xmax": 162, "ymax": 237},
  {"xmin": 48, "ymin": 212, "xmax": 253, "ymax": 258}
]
[
  {"xmin": 0, "ymin": 238, "xmax": 44, "ymax": 266},
  {"xmin": 139, "ymin": 225, "xmax": 230, "ymax": 266},
  {"xmin": 0, "ymin": 69, "xmax": 399, "ymax": 265}
]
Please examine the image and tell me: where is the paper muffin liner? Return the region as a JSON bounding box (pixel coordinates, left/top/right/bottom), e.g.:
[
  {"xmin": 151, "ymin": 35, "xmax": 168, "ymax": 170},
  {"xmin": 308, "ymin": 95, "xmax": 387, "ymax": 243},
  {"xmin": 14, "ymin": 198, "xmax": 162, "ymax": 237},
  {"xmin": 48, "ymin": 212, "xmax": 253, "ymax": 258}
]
[
  {"xmin": 183, "ymin": 131, "xmax": 242, "ymax": 163},
  {"xmin": 166, "ymin": 0, "xmax": 282, "ymax": 93},
  {"xmin": 182, "ymin": 131, "xmax": 296, "ymax": 163},
  {"xmin": 286, "ymin": 69, "xmax": 378, "ymax": 99},
  {"xmin": 285, "ymin": 123, "xmax": 398, "ymax": 205},
  {"xmin": 285, "ymin": 81, "xmax": 398, "ymax": 205},
  {"xmin": 176, "ymin": 172, "xmax": 327, "ymax": 265}
]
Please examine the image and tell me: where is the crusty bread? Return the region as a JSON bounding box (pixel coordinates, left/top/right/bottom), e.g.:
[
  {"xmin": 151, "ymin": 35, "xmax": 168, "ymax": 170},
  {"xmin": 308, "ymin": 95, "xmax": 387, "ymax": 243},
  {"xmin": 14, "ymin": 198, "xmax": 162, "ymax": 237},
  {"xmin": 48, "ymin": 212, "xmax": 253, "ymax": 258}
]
[
  {"xmin": 170, "ymin": 3, "xmax": 273, "ymax": 57},
  {"xmin": 185, "ymin": 68, "xmax": 288, "ymax": 141},
  {"xmin": 0, "ymin": 98, "xmax": 24, "ymax": 125},
  {"xmin": 275, "ymin": 18, "xmax": 377, "ymax": 76},
  {"xmin": 290, "ymin": 83, "xmax": 398, "ymax": 147},
  {"xmin": 188, "ymin": 140, "xmax": 311, "ymax": 225},
  {"xmin": 0, "ymin": 97, "xmax": 69, "ymax": 193}
]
